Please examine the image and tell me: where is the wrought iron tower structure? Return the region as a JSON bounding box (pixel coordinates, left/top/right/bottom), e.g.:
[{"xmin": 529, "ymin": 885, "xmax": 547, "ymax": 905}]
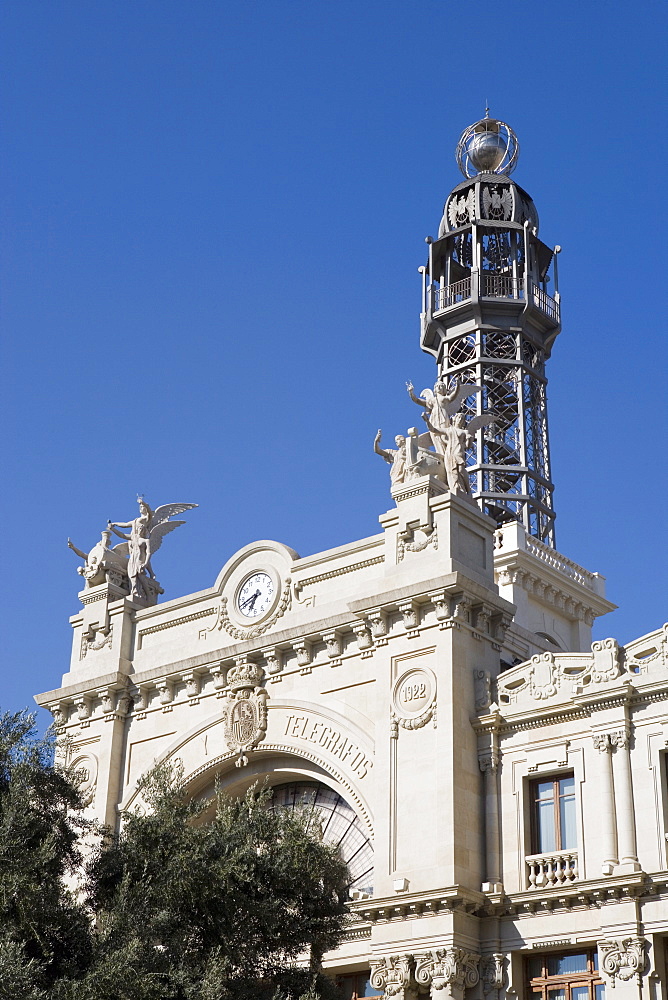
[{"xmin": 420, "ymin": 113, "xmax": 561, "ymax": 545}]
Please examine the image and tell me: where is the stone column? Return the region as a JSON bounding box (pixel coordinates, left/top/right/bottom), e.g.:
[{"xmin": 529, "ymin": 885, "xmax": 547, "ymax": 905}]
[
  {"xmin": 593, "ymin": 733, "xmax": 618, "ymax": 874},
  {"xmin": 479, "ymin": 752, "xmax": 502, "ymax": 893},
  {"xmin": 610, "ymin": 730, "xmax": 640, "ymax": 872}
]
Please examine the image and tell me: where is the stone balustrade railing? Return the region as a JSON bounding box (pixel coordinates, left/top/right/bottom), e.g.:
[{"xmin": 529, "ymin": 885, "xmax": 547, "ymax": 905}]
[{"xmin": 526, "ymin": 850, "xmax": 578, "ymax": 889}]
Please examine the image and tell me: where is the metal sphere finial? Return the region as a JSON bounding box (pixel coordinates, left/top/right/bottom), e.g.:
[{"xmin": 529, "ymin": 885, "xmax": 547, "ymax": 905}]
[{"xmin": 456, "ymin": 113, "xmax": 519, "ymax": 179}]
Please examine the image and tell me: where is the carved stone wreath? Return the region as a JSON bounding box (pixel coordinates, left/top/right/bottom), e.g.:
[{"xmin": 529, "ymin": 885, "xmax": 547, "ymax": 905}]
[
  {"xmin": 390, "ymin": 667, "xmax": 437, "ymax": 738},
  {"xmin": 211, "ymin": 577, "xmax": 292, "ymax": 641}
]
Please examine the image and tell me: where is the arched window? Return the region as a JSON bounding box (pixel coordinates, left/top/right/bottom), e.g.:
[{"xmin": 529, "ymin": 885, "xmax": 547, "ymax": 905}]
[{"xmin": 270, "ymin": 781, "xmax": 373, "ymax": 895}]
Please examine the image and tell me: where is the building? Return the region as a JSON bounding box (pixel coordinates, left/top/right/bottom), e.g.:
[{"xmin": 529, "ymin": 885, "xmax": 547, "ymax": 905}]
[{"xmin": 37, "ymin": 114, "xmax": 668, "ymax": 1000}]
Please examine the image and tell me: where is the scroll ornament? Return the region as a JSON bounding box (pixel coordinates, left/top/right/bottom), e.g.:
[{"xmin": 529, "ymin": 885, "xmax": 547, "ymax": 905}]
[
  {"xmin": 369, "ymin": 955, "xmax": 418, "ymax": 999},
  {"xmin": 415, "ymin": 949, "xmax": 480, "ymax": 999},
  {"xmin": 598, "ymin": 938, "xmax": 646, "ymax": 985}
]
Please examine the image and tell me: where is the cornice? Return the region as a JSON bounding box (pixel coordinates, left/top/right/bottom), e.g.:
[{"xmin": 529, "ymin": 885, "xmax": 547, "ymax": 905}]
[{"xmin": 349, "ymin": 873, "xmax": 668, "ymax": 924}]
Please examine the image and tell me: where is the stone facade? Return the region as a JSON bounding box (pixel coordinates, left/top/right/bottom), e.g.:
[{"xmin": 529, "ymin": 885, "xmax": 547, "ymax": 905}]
[{"xmin": 37, "ymin": 485, "xmax": 668, "ymax": 1000}]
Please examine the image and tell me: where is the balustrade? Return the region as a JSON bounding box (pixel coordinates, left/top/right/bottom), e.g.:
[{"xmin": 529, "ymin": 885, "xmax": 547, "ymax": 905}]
[{"xmin": 526, "ymin": 850, "xmax": 578, "ymax": 888}]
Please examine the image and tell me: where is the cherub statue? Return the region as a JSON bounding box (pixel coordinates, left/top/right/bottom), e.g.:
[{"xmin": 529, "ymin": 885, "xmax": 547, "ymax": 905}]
[
  {"xmin": 374, "ymin": 430, "xmax": 406, "ymax": 488},
  {"xmin": 68, "ymin": 528, "xmax": 129, "ymax": 588},
  {"xmin": 108, "ymin": 497, "xmax": 197, "ymax": 601}
]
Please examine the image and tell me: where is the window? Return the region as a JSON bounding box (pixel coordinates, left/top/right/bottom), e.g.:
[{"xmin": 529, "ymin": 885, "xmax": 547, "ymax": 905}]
[
  {"xmin": 269, "ymin": 782, "xmax": 374, "ymax": 895},
  {"xmin": 531, "ymin": 774, "xmax": 576, "ymax": 854},
  {"xmin": 336, "ymin": 971, "xmax": 381, "ymax": 999},
  {"xmin": 527, "ymin": 950, "xmax": 604, "ymax": 1000}
]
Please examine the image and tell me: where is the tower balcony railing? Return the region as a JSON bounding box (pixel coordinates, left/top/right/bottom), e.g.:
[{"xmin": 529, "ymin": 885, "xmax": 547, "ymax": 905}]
[
  {"xmin": 434, "ymin": 277, "xmax": 471, "ymax": 309},
  {"xmin": 431, "ymin": 274, "xmax": 559, "ymax": 323},
  {"xmin": 526, "ymin": 849, "xmax": 578, "ymax": 889},
  {"xmin": 532, "ymin": 284, "xmax": 560, "ymax": 322},
  {"xmin": 483, "ymin": 274, "xmax": 523, "ymax": 299}
]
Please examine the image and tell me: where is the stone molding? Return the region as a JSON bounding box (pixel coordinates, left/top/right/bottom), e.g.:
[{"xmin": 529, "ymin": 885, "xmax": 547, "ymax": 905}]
[
  {"xmin": 293, "ymin": 555, "xmax": 384, "ymax": 596},
  {"xmin": 43, "ymin": 579, "xmax": 513, "ymax": 728}
]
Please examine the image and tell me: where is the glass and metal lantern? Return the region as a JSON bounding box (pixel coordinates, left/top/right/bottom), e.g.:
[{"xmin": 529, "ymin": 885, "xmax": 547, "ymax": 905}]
[{"xmin": 420, "ymin": 113, "xmax": 561, "ymax": 545}]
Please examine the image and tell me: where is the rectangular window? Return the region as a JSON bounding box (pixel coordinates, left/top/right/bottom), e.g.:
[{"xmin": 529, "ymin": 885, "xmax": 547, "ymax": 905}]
[
  {"xmin": 336, "ymin": 972, "xmax": 382, "ymax": 999},
  {"xmin": 531, "ymin": 774, "xmax": 576, "ymax": 853},
  {"xmin": 527, "ymin": 950, "xmax": 603, "ymax": 1000}
]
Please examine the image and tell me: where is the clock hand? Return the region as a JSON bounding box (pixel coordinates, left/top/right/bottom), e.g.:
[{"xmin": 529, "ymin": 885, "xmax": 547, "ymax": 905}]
[{"xmin": 239, "ymin": 589, "xmax": 261, "ymax": 609}]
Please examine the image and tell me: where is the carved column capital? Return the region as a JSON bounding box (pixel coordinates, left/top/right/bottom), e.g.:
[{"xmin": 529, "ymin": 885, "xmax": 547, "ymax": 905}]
[
  {"xmin": 262, "ymin": 647, "xmax": 282, "ymax": 677},
  {"xmin": 74, "ymin": 696, "xmax": 91, "ymax": 721},
  {"xmin": 475, "ymin": 605, "xmax": 493, "ymax": 635},
  {"xmin": 293, "ymin": 639, "xmax": 312, "ymax": 670},
  {"xmin": 479, "ymin": 752, "xmax": 500, "ymax": 773},
  {"xmin": 415, "ymin": 949, "xmax": 479, "ymax": 1000},
  {"xmin": 481, "ymin": 954, "xmax": 507, "ymax": 997},
  {"xmin": 609, "ymin": 729, "xmax": 631, "ymax": 750},
  {"xmin": 598, "ymin": 937, "xmax": 646, "ymax": 984},
  {"xmin": 182, "ymin": 672, "xmax": 200, "ymax": 698},
  {"xmin": 451, "ymin": 594, "xmax": 472, "ymax": 624},
  {"xmin": 429, "ymin": 590, "xmax": 450, "ymax": 621},
  {"xmin": 368, "ymin": 608, "xmax": 388, "ymax": 640},
  {"xmin": 592, "ymin": 733, "xmax": 611, "ymax": 752},
  {"xmin": 369, "ymin": 955, "xmax": 418, "ymax": 999}
]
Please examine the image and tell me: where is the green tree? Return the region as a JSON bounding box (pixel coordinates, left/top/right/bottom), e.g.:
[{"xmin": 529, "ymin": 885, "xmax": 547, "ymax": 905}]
[
  {"xmin": 74, "ymin": 765, "xmax": 348, "ymax": 1000},
  {"xmin": 0, "ymin": 713, "xmax": 349, "ymax": 999},
  {"xmin": 0, "ymin": 711, "xmax": 92, "ymax": 998}
]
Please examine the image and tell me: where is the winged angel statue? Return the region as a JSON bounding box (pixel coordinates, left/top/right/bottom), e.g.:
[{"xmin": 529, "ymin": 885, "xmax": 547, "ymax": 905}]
[
  {"xmin": 406, "ymin": 379, "xmax": 495, "ymax": 496},
  {"xmin": 109, "ymin": 497, "xmax": 198, "ymax": 601}
]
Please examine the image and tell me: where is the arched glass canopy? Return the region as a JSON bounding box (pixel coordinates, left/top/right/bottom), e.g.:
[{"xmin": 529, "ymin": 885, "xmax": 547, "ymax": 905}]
[{"xmin": 270, "ymin": 781, "xmax": 373, "ymax": 895}]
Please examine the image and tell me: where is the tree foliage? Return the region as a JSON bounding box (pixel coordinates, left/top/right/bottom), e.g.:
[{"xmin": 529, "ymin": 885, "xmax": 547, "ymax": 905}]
[
  {"xmin": 0, "ymin": 711, "xmax": 91, "ymax": 997},
  {"xmin": 0, "ymin": 712, "xmax": 349, "ymax": 1000}
]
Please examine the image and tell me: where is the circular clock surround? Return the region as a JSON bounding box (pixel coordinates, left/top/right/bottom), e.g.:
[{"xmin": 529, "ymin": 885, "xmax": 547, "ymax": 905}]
[{"xmin": 233, "ymin": 568, "xmax": 281, "ymax": 623}]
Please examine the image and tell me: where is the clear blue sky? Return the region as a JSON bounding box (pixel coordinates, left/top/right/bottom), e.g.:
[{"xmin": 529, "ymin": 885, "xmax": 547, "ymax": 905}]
[{"xmin": 1, "ymin": 0, "xmax": 666, "ymax": 724}]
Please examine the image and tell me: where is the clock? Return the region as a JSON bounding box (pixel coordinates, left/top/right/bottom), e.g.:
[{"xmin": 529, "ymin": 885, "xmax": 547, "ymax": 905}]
[{"xmin": 236, "ymin": 571, "xmax": 276, "ymax": 620}]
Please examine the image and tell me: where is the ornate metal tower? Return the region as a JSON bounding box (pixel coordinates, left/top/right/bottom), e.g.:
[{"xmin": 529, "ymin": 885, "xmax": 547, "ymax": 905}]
[{"xmin": 420, "ymin": 112, "xmax": 561, "ymax": 545}]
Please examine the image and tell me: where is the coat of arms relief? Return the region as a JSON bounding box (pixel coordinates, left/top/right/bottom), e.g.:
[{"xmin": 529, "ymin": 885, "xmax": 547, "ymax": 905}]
[{"xmin": 222, "ymin": 659, "xmax": 268, "ymax": 767}]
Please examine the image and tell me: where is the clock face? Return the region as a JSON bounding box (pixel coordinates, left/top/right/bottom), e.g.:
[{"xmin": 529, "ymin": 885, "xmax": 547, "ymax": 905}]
[{"xmin": 236, "ymin": 572, "xmax": 275, "ymax": 620}]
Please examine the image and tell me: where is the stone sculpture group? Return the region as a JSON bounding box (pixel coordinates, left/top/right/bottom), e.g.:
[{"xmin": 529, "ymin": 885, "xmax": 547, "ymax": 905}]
[
  {"xmin": 375, "ymin": 379, "xmax": 495, "ymax": 496},
  {"xmin": 68, "ymin": 497, "xmax": 197, "ymax": 605}
]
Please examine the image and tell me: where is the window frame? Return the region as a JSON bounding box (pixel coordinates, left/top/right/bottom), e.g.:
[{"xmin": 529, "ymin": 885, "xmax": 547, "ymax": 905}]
[
  {"xmin": 335, "ymin": 970, "xmax": 382, "ymax": 999},
  {"xmin": 526, "ymin": 949, "xmax": 604, "ymax": 1000},
  {"xmin": 529, "ymin": 772, "xmax": 576, "ymax": 855}
]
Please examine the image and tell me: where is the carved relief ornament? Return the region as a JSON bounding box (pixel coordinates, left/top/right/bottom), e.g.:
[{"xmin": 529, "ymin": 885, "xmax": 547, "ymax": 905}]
[
  {"xmin": 415, "ymin": 948, "xmax": 480, "ymax": 999},
  {"xmin": 598, "ymin": 937, "xmax": 646, "ymax": 985},
  {"xmin": 481, "ymin": 953, "xmax": 506, "ymax": 997},
  {"xmin": 222, "ymin": 659, "xmax": 267, "ymax": 767},
  {"xmin": 390, "ymin": 667, "xmax": 437, "ymax": 738},
  {"xmin": 369, "ymin": 955, "xmax": 417, "ymax": 999}
]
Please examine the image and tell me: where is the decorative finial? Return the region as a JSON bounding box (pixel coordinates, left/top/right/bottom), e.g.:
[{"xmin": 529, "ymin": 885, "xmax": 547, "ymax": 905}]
[{"xmin": 455, "ymin": 114, "xmax": 519, "ymax": 179}]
